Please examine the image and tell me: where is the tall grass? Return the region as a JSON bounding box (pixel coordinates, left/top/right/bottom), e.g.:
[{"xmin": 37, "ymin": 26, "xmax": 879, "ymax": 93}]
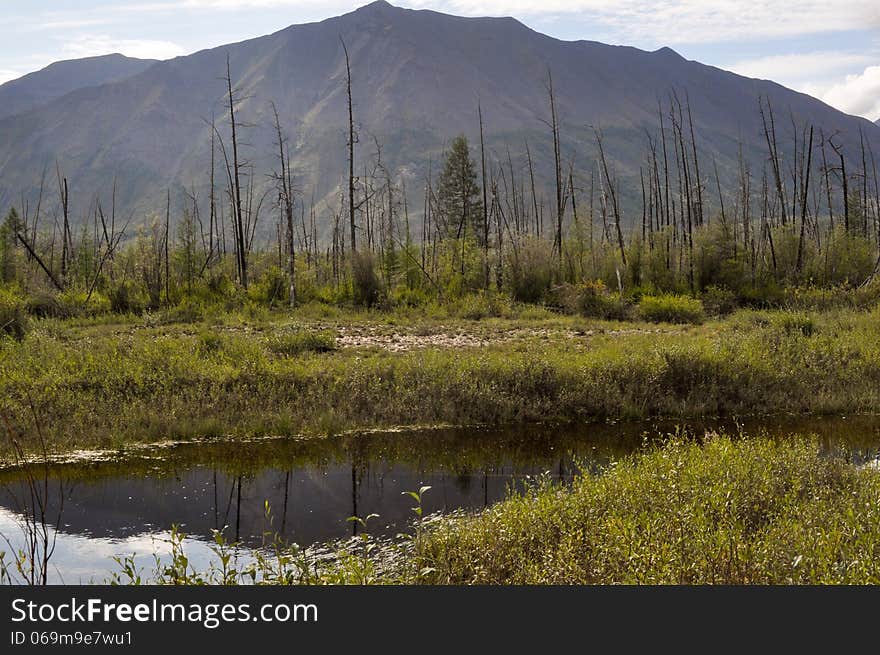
[
  {"xmin": 3, "ymin": 306, "xmax": 880, "ymax": 455},
  {"xmin": 411, "ymin": 434, "xmax": 880, "ymax": 584}
]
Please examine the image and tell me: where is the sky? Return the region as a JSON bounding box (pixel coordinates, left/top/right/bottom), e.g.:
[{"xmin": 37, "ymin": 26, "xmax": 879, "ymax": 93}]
[{"xmin": 1, "ymin": 0, "xmax": 879, "ymax": 121}]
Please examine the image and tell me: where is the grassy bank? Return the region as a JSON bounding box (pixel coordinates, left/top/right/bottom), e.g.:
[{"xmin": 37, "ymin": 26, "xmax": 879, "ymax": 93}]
[
  {"xmin": 410, "ymin": 435, "xmax": 880, "ymax": 584},
  {"xmin": 109, "ymin": 434, "xmax": 880, "ymax": 585},
  {"xmin": 2, "ymin": 305, "xmax": 880, "ymax": 456}
]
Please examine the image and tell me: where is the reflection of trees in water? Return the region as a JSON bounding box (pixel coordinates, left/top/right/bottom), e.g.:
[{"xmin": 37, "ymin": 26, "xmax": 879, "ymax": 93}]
[{"xmin": 1, "ymin": 408, "xmax": 64, "ymax": 585}]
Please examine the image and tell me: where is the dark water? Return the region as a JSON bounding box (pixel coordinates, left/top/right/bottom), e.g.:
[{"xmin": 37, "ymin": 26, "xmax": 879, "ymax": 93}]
[{"xmin": 1, "ymin": 416, "xmax": 879, "ymax": 583}]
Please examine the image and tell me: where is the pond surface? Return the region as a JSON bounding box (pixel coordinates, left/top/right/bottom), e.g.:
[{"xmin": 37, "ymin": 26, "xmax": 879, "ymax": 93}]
[{"xmin": 1, "ymin": 416, "xmax": 879, "ymax": 583}]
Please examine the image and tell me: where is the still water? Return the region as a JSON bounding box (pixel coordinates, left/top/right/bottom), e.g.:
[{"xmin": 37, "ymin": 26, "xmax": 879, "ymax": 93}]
[{"xmin": 1, "ymin": 416, "xmax": 879, "ymax": 583}]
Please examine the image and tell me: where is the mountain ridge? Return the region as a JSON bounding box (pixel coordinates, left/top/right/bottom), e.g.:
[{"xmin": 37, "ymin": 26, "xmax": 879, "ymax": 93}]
[
  {"xmin": 0, "ymin": 54, "xmax": 158, "ymax": 121},
  {"xmin": 0, "ymin": 2, "xmax": 877, "ymax": 230}
]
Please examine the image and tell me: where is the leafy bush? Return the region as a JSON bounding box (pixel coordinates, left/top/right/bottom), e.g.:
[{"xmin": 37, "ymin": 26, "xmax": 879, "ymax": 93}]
[
  {"xmin": 771, "ymin": 311, "xmax": 815, "ymax": 337},
  {"xmin": 0, "ymin": 288, "xmax": 27, "ymax": 340},
  {"xmin": 351, "ymin": 251, "xmax": 382, "ymax": 307},
  {"xmin": 108, "ymin": 280, "xmax": 145, "ymax": 314},
  {"xmin": 25, "ymin": 293, "xmax": 65, "ymax": 319},
  {"xmin": 637, "ymin": 294, "xmax": 705, "ymax": 324},
  {"xmin": 197, "ymin": 329, "xmax": 224, "ymax": 355},
  {"xmin": 452, "ymin": 292, "xmax": 512, "ymax": 320},
  {"xmin": 392, "ymin": 286, "xmax": 431, "ymax": 308},
  {"xmin": 553, "ymin": 280, "xmax": 630, "ymax": 320},
  {"xmin": 266, "ymin": 329, "xmax": 337, "ymax": 356},
  {"xmin": 507, "ymin": 238, "xmax": 554, "ymax": 303},
  {"xmin": 162, "ymin": 297, "xmax": 204, "ymax": 324},
  {"xmin": 56, "ymin": 289, "xmax": 111, "ymax": 317},
  {"xmin": 700, "ymin": 285, "xmax": 738, "ymax": 316},
  {"xmin": 249, "ymin": 266, "xmax": 289, "ymax": 307}
]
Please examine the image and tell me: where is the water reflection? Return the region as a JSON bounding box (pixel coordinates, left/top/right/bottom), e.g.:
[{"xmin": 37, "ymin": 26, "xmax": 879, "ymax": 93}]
[{"xmin": 0, "ymin": 416, "xmax": 879, "ymax": 583}]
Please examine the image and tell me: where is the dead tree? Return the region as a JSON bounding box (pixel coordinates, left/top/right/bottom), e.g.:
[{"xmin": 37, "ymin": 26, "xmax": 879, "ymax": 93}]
[
  {"xmin": 594, "ymin": 126, "xmax": 626, "ymax": 266},
  {"xmin": 758, "ymin": 96, "xmax": 788, "ymax": 226},
  {"xmin": 340, "ymin": 36, "xmax": 358, "ymax": 254},
  {"xmin": 224, "ymin": 53, "xmax": 248, "ymax": 288},
  {"xmin": 545, "ymin": 69, "xmax": 564, "ymax": 270},
  {"xmin": 796, "ymin": 125, "xmax": 813, "ymax": 273},
  {"xmin": 271, "ymin": 102, "xmax": 296, "ymax": 307},
  {"xmin": 478, "ymin": 102, "xmax": 489, "ymax": 289}
]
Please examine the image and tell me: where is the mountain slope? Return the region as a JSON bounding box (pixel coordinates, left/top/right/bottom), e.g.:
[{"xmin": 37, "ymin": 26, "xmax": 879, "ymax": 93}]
[
  {"xmin": 0, "ymin": 54, "xmax": 158, "ymax": 121},
  {"xmin": 0, "ymin": 1, "xmax": 877, "ymax": 229}
]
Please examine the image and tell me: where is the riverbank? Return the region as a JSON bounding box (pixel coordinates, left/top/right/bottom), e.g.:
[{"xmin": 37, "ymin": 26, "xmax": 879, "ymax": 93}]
[
  {"xmin": 103, "ymin": 433, "xmax": 880, "ymax": 585},
  {"xmin": 2, "ymin": 305, "xmax": 880, "ymax": 456},
  {"xmin": 407, "ymin": 434, "xmax": 880, "ymax": 584}
]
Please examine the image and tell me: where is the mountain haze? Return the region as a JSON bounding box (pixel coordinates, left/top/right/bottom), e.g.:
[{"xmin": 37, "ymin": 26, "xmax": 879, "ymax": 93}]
[
  {"xmin": 0, "ymin": 0, "xmax": 877, "ymax": 231},
  {"xmin": 0, "ymin": 54, "xmax": 157, "ymax": 121}
]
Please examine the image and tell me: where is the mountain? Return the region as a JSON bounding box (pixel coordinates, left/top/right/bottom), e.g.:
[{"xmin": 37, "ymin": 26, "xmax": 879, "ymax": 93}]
[
  {"xmin": 0, "ymin": 54, "xmax": 157, "ymax": 121},
  {"xmin": 0, "ymin": 0, "xmax": 877, "ymax": 231}
]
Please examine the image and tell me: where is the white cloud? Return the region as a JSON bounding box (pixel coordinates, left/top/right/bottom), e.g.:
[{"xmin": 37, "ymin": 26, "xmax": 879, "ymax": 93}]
[
  {"xmin": 813, "ymin": 66, "xmax": 880, "ymax": 122},
  {"xmin": 727, "ymin": 52, "xmax": 874, "ymax": 85},
  {"xmin": 61, "ymin": 35, "xmax": 188, "ymax": 61},
  {"xmin": 0, "ymin": 69, "xmax": 23, "ymax": 85},
  {"xmin": 433, "ymin": 0, "xmax": 880, "ymax": 44}
]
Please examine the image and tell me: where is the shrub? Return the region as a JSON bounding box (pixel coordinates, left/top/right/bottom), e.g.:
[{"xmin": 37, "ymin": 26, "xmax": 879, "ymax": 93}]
[
  {"xmin": 553, "ymin": 280, "xmax": 630, "ymax": 320},
  {"xmin": 249, "ymin": 266, "xmax": 289, "ymax": 307},
  {"xmin": 507, "ymin": 238, "xmax": 554, "ymax": 303},
  {"xmin": 108, "ymin": 280, "xmax": 145, "ymax": 314},
  {"xmin": 392, "ymin": 286, "xmax": 431, "ymax": 308},
  {"xmin": 25, "ymin": 293, "xmax": 65, "ymax": 318},
  {"xmin": 453, "ymin": 292, "xmax": 512, "ymax": 320},
  {"xmin": 56, "ymin": 289, "xmax": 111, "ymax": 317},
  {"xmin": 771, "ymin": 311, "xmax": 815, "ymax": 337},
  {"xmin": 352, "ymin": 251, "xmax": 382, "ymax": 307},
  {"xmin": 700, "ymin": 285, "xmax": 738, "ymax": 316},
  {"xmin": 413, "ymin": 436, "xmax": 880, "ymax": 584},
  {"xmin": 637, "ymin": 294, "xmax": 705, "ymax": 324},
  {"xmin": 266, "ymin": 329, "xmax": 337, "ymax": 356},
  {"xmin": 197, "ymin": 329, "xmax": 224, "ymax": 355},
  {"xmin": 162, "ymin": 297, "xmax": 204, "ymax": 324},
  {"xmin": 0, "ymin": 288, "xmax": 27, "ymax": 340}
]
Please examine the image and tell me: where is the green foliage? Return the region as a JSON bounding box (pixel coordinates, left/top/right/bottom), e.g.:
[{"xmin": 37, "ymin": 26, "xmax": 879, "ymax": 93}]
[
  {"xmin": 553, "ymin": 280, "xmax": 630, "ymax": 320},
  {"xmin": 0, "ymin": 287, "xmax": 27, "ymax": 340},
  {"xmin": 0, "ymin": 208, "xmax": 24, "ymax": 284},
  {"xmin": 351, "ymin": 250, "xmax": 382, "ymax": 307},
  {"xmin": 770, "ymin": 311, "xmax": 816, "ymax": 337},
  {"xmin": 24, "ymin": 293, "xmax": 65, "ymax": 319},
  {"xmin": 391, "ymin": 285, "xmax": 432, "ymax": 308},
  {"xmin": 637, "ymin": 294, "xmax": 705, "ymax": 324},
  {"xmin": 249, "ymin": 266, "xmax": 289, "ymax": 307},
  {"xmin": 108, "ymin": 280, "xmax": 146, "ymax": 314},
  {"xmin": 506, "ymin": 238, "xmax": 554, "ymax": 303},
  {"xmin": 266, "ymin": 329, "xmax": 338, "ymax": 356},
  {"xmin": 55, "ymin": 289, "xmax": 112, "ymax": 317},
  {"xmin": 450, "ymin": 291, "xmax": 512, "ymax": 320},
  {"xmin": 700, "ymin": 285, "xmax": 738, "ymax": 316},
  {"xmin": 436, "ymin": 135, "xmax": 484, "ymax": 243},
  {"xmin": 412, "ymin": 435, "xmax": 880, "ymax": 584}
]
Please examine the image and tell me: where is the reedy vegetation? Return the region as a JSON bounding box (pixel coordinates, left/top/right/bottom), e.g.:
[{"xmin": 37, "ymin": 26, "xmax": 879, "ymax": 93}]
[{"xmin": 3, "ymin": 300, "xmax": 880, "ymax": 456}]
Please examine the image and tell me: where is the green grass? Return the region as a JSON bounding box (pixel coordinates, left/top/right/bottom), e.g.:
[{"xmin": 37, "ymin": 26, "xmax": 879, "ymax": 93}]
[
  {"xmin": 2, "ymin": 305, "xmax": 880, "ymax": 457},
  {"xmin": 409, "ymin": 434, "xmax": 880, "ymax": 584},
  {"xmin": 637, "ymin": 294, "xmax": 706, "ymax": 324}
]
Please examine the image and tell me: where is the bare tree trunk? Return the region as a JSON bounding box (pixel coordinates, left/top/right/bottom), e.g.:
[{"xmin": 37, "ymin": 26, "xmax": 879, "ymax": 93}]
[
  {"xmin": 546, "ymin": 69, "xmax": 563, "ymax": 271},
  {"xmin": 594, "ymin": 127, "xmax": 626, "ymax": 267},
  {"xmin": 478, "ymin": 103, "xmax": 489, "ymax": 289},
  {"xmin": 225, "ymin": 53, "xmax": 248, "ymax": 288},
  {"xmin": 341, "ymin": 37, "xmax": 357, "ymax": 254},
  {"xmin": 796, "ymin": 125, "xmax": 813, "ymax": 273}
]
